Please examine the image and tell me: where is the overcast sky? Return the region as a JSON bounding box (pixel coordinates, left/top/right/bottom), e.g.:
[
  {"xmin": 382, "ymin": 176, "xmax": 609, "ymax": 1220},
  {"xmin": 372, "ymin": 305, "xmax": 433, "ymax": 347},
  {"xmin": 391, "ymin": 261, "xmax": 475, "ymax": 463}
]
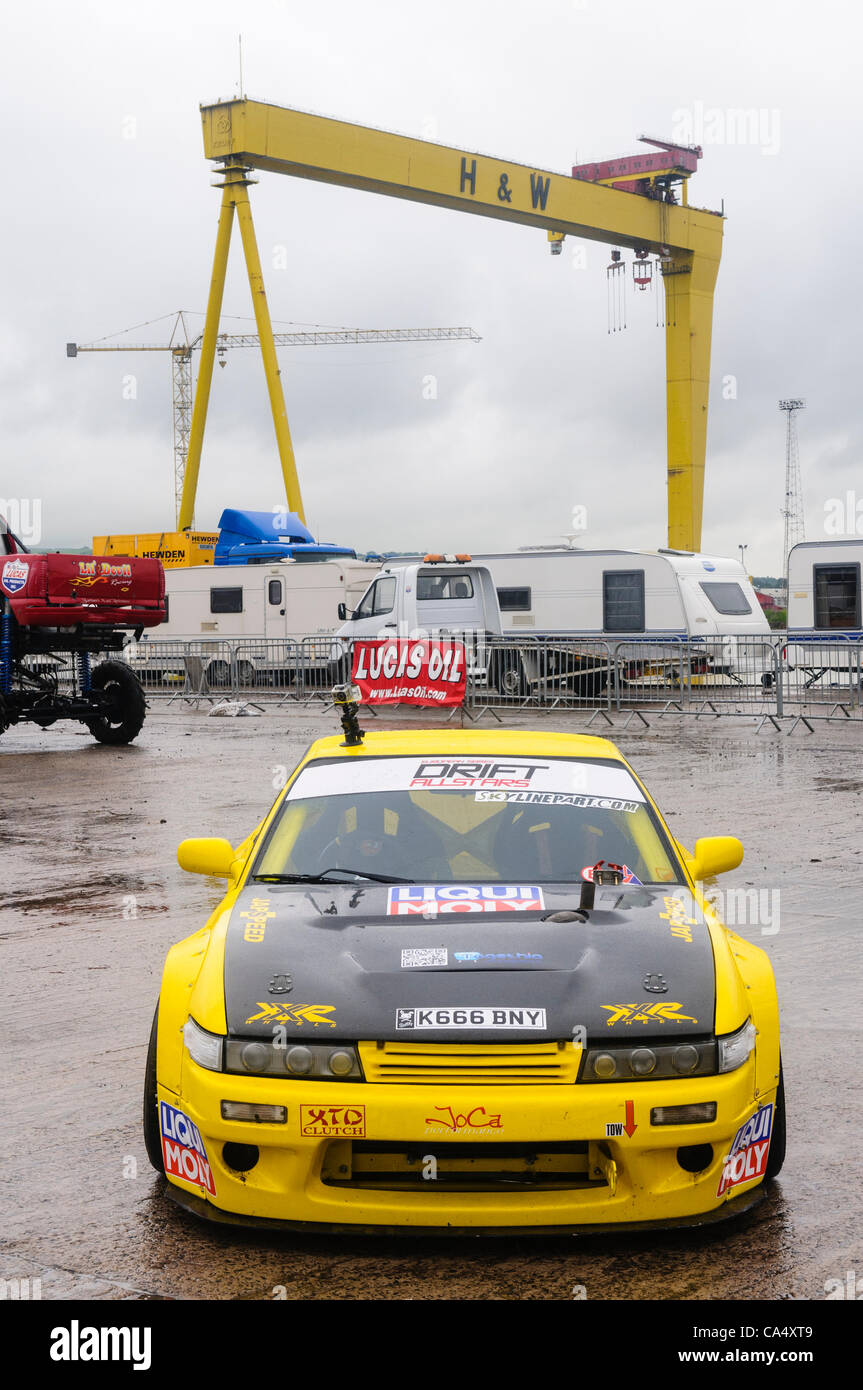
[{"xmin": 2, "ymin": 0, "xmax": 860, "ymax": 573}]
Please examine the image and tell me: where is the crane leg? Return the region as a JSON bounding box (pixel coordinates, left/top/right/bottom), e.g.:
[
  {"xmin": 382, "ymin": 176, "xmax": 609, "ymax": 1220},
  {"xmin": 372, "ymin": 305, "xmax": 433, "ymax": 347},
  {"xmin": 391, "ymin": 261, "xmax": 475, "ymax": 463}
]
[
  {"xmin": 233, "ymin": 181, "xmax": 306, "ymax": 524},
  {"xmin": 664, "ymin": 251, "xmax": 719, "ymax": 552},
  {"xmin": 179, "ymin": 180, "xmax": 236, "ymax": 532}
]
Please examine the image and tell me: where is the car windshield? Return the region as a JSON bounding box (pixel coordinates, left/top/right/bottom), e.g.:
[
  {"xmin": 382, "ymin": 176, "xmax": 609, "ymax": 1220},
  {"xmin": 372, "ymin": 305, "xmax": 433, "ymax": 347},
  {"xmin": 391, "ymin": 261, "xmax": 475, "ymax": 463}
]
[{"xmin": 253, "ymin": 755, "xmax": 684, "ymax": 888}]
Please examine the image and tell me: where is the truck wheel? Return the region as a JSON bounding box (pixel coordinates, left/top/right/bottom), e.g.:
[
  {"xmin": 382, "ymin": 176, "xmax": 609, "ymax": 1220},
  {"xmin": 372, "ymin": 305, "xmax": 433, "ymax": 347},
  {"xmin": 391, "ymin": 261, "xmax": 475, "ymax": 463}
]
[
  {"xmin": 85, "ymin": 661, "xmax": 147, "ymax": 745},
  {"xmin": 143, "ymin": 1005, "xmax": 164, "ymax": 1173},
  {"xmin": 765, "ymin": 1060, "xmax": 786, "ymax": 1180},
  {"xmin": 206, "ymin": 659, "xmax": 232, "ymax": 688},
  {"xmin": 493, "ymin": 651, "xmax": 528, "ymax": 697},
  {"xmin": 236, "ymin": 660, "xmax": 256, "ymax": 687}
]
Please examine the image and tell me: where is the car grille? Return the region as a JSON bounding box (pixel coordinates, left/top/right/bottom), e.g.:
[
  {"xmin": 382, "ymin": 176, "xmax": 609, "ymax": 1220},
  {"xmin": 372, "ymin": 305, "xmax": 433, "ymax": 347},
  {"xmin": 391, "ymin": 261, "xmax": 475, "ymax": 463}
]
[
  {"xmin": 321, "ymin": 1140, "xmax": 606, "ymax": 1191},
  {"xmin": 358, "ymin": 1040, "xmax": 580, "ymax": 1085}
]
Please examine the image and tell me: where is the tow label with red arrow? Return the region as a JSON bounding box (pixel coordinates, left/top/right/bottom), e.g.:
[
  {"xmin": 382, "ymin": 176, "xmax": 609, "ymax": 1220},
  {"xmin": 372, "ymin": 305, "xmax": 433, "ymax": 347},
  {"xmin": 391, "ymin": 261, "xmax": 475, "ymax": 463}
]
[{"xmin": 606, "ymin": 1101, "xmax": 637, "ymax": 1138}]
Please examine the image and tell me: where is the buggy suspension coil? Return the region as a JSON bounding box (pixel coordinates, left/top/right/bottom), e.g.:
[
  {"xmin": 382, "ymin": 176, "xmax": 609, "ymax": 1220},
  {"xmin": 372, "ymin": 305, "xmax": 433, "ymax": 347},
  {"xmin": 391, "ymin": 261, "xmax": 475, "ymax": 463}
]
[
  {"xmin": 77, "ymin": 650, "xmax": 92, "ymax": 694},
  {"xmin": 0, "ymin": 600, "xmax": 12, "ymax": 694}
]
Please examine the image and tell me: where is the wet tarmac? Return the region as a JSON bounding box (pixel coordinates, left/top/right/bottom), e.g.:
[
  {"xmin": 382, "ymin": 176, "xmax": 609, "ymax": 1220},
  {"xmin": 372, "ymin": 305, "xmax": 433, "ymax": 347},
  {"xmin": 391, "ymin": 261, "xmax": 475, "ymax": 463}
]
[{"xmin": 2, "ymin": 706, "xmax": 861, "ymax": 1301}]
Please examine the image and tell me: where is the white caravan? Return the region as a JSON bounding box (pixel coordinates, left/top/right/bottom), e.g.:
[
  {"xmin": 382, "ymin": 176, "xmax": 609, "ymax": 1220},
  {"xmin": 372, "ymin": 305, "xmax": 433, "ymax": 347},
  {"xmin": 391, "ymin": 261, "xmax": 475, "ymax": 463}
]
[
  {"xmin": 465, "ymin": 548, "xmax": 769, "ymax": 641},
  {"xmin": 131, "ymin": 556, "xmax": 378, "ymax": 685},
  {"xmin": 785, "ymin": 540, "xmax": 863, "ymax": 681}
]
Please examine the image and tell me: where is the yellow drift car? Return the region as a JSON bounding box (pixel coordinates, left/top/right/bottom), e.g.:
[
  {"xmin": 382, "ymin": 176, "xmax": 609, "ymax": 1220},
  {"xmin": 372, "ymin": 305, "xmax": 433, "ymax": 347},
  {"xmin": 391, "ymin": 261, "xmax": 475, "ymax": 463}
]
[{"xmin": 144, "ymin": 726, "xmax": 784, "ymax": 1233}]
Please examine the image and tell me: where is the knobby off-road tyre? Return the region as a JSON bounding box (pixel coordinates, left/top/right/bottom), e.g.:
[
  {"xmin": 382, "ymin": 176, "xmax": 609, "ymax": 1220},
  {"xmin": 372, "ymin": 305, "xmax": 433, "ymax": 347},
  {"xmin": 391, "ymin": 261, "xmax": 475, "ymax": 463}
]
[{"xmin": 85, "ymin": 661, "xmax": 147, "ymax": 745}]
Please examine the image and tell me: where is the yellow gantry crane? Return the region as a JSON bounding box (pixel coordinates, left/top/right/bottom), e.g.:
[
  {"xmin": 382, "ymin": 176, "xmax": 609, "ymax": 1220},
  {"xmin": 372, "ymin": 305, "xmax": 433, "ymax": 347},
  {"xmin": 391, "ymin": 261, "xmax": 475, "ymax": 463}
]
[
  {"xmin": 197, "ymin": 99, "xmax": 724, "ymax": 550},
  {"xmin": 68, "ymin": 314, "xmax": 479, "ymax": 528}
]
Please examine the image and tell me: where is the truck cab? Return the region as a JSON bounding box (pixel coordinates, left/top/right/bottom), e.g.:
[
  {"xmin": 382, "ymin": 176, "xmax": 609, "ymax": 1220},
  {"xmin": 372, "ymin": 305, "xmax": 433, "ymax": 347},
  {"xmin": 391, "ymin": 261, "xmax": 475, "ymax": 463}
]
[{"xmin": 338, "ymin": 559, "xmax": 501, "ymax": 642}]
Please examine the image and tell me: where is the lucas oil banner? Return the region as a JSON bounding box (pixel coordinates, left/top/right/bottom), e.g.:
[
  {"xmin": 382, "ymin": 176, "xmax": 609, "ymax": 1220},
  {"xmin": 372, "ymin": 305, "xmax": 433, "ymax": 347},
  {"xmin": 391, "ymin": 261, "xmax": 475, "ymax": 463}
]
[{"xmin": 352, "ymin": 639, "xmax": 466, "ymax": 707}]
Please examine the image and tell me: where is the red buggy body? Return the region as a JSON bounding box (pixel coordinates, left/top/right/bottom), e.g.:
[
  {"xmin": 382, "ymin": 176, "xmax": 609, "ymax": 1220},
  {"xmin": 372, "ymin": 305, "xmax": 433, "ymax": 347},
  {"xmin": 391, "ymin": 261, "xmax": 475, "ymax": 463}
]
[{"xmin": 1, "ymin": 520, "xmax": 166, "ymax": 745}]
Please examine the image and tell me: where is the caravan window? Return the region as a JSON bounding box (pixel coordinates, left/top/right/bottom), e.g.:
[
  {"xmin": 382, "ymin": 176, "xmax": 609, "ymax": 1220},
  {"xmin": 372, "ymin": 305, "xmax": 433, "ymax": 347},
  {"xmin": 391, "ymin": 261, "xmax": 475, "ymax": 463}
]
[
  {"xmin": 814, "ymin": 565, "xmax": 861, "ymax": 629},
  {"xmin": 417, "ymin": 572, "xmax": 475, "ymax": 601},
  {"xmin": 497, "ymin": 587, "xmax": 532, "ymax": 612},
  {"xmin": 699, "ymin": 582, "xmax": 752, "ymax": 616},
  {"xmin": 603, "ymin": 570, "xmax": 645, "ymax": 631},
  {"xmin": 355, "ymin": 576, "xmax": 397, "ymax": 619},
  {"xmin": 268, "ymin": 580, "xmax": 283, "ymax": 606},
  {"xmin": 210, "ymin": 587, "xmax": 243, "ymax": 614}
]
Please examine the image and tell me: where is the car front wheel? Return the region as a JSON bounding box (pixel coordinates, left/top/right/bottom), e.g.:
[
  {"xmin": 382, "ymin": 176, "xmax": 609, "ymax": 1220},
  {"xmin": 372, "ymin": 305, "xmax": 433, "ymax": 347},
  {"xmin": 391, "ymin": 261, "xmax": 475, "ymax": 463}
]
[
  {"xmin": 143, "ymin": 1005, "xmax": 164, "ymax": 1173},
  {"xmin": 765, "ymin": 1059, "xmax": 786, "ymax": 1180}
]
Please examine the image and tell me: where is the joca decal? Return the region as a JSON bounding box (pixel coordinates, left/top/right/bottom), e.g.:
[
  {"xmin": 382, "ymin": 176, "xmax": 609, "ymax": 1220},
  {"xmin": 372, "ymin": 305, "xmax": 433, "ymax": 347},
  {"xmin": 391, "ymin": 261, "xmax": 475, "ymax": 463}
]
[
  {"xmin": 160, "ymin": 1102, "xmax": 216, "ymax": 1195},
  {"xmin": 244, "ymin": 1002, "xmax": 336, "ymax": 1028},
  {"xmin": 601, "ymin": 1001, "xmax": 697, "ymax": 1027},
  {"xmin": 425, "ymin": 1105, "xmax": 503, "ymax": 1134}
]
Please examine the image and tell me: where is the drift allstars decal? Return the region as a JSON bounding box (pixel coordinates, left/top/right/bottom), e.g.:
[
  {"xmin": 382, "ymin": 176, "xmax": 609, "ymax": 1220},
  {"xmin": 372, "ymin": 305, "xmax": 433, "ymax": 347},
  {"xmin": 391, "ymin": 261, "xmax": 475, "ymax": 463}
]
[
  {"xmin": 412, "ymin": 760, "xmax": 548, "ymax": 789},
  {"xmin": 244, "ymin": 1002, "xmax": 336, "ymax": 1027},
  {"xmin": 601, "ymin": 1001, "xmax": 697, "ymax": 1026},
  {"xmin": 388, "ymin": 884, "xmax": 545, "ymax": 915},
  {"xmin": 300, "ymin": 1104, "xmax": 366, "ymax": 1138},
  {"xmin": 160, "ymin": 1102, "xmax": 216, "ymax": 1194},
  {"xmin": 397, "ymin": 1006, "xmax": 546, "ymax": 1030},
  {"xmin": 717, "ymin": 1104, "xmax": 773, "ymax": 1196},
  {"xmin": 0, "ymin": 559, "xmax": 28, "ymax": 594}
]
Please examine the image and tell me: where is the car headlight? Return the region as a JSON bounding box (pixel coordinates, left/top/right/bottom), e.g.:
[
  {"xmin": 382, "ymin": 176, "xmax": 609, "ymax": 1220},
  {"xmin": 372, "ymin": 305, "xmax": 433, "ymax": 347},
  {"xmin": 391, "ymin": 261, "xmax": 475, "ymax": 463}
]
[
  {"xmin": 224, "ymin": 1038, "xmax": 363, "ymax": 1080},
  {"xmin": 717, "ymin": 1018, "xmax": 756, "ymax": 1074},
  {"xmin": 582, "ymin": 1038, "xmax": 716, "ymax": 1082},
  {"xmin": 183, "ymin": 1016, "xmax": 224, "ymax": 1072}
]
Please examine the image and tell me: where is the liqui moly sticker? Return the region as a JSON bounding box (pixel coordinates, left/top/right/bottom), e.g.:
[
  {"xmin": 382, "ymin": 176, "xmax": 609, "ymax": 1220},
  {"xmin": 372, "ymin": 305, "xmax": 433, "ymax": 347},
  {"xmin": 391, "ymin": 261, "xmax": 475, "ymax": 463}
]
[
  {"xmin": 388, "ymin": 885, "xmax": 545, "ymax": 915},
  {"xmin": 160, "ymin": 1101, "xmax": 216, "ymax": 1195},
  {"xmin": 717, "ymin": 1103, "xmax": 773, "ymax": 1197},
  {"xmin": 1, "ymin": 559, "xmax": 28, "ymax": 595}
]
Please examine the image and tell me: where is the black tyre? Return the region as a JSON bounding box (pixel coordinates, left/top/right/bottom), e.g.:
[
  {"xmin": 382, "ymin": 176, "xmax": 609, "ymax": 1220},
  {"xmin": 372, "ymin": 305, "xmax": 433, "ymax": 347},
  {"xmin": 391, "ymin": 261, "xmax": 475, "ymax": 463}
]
[
  {"xmin": 85, "ymin": 661, "xmax": 147, "ymax": 745},
  {"xmin": 765, "ymin": 1060, "xmax": 786, "ymax": 1180},
  {"xmin": 493, "ymin": 651, "xmax": 529, "ymax": 697},
  {"xmin": 206, "ymin": 659, "xmax": 232, "ymax": 688},
  {"xmin": 143, "ymin": 1005, "xmax": 164, "ymax": 1173},
  {"xmin": 236, "ymin": 659, "xmax": 256, "ymax": 687}
]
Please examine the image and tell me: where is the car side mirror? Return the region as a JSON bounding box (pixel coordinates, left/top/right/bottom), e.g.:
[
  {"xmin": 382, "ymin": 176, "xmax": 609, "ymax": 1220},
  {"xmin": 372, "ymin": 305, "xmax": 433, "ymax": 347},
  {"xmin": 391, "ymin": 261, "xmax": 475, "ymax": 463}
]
[
  {"xmin": 689, "ymin": 835, "xmax": 744, "ymax": 881},
  {"xmin": 177, "ymin": 837, "xmax": 240, "ymax": 879},
  {"xmin": 337, "ymin": 602, "xmax": 347, "ymax": 621}
]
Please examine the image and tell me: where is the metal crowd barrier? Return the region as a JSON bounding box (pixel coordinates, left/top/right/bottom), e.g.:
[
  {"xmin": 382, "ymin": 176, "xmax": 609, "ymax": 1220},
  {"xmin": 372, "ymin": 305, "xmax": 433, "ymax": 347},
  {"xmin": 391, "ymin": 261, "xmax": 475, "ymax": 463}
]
[{"xmin": 112, "ymin": 633, "xmax": 863, "ymax": 730}]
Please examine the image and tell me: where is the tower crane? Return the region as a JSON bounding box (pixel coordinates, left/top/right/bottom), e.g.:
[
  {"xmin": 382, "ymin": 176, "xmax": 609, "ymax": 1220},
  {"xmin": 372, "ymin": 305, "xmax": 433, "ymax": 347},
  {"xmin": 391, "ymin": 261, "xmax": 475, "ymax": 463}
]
[{"xmin": 68, "ymin": 315, "xmax": 480, "ymax": 528}]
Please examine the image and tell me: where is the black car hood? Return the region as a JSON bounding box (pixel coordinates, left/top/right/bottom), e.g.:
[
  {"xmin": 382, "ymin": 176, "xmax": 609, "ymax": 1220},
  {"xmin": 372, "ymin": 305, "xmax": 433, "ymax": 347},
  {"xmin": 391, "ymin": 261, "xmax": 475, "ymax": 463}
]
[{"xmin": 223, "ymin": 882, "xmax": 716, "ymax": 1042}]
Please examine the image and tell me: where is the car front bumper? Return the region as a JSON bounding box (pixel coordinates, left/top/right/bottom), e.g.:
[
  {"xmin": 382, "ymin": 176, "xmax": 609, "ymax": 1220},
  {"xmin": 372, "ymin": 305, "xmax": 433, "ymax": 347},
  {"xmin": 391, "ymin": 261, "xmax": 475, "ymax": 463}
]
[{"xmin": 158, "ymin": 1053, "xmax": 776, "ymax": 1232}]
